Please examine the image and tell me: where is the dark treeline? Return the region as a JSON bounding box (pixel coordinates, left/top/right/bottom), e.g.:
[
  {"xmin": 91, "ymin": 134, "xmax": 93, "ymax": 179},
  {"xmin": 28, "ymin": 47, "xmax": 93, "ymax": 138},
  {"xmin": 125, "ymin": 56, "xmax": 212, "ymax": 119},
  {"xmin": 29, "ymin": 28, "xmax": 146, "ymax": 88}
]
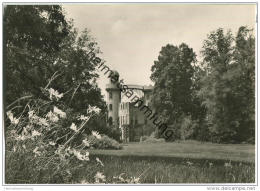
[{"xmin": 151, "ymin": 27, "xmax": 255, "ymax": 144}]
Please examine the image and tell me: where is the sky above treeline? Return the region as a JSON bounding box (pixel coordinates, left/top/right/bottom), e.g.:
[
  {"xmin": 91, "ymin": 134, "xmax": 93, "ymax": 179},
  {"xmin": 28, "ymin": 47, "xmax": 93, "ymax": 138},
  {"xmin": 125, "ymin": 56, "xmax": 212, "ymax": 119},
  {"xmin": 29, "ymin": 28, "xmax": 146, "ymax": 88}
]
[{"xmin": 63, "ymin": 3, "xmax": 256, "ymax": 97}]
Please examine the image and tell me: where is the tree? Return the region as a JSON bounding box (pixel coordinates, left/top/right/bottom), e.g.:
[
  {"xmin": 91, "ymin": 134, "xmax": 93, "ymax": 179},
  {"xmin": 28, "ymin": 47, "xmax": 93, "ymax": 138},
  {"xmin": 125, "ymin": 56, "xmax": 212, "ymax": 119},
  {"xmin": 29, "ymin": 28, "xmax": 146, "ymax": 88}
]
[
  {"xmin": 198, "ymin": 28, "xmax": 235, "ymax": 142},
  {"xmin": 198, "ymin": 27, "xmax": 255, "ymax": 143},
  {"xmin": 4, "ymin": 5, "xmax": 106, "ymax": 114},
  {"xmin": 231, "ymin": 26, "xmax": 255, "ymax": 142},
  {"xmin": 150, "ymin": 43, "xmax": 197, "ymax": 136},
  {"xmin": 4, "ymin": 5, "xmax": 69, "ymax": 103}
]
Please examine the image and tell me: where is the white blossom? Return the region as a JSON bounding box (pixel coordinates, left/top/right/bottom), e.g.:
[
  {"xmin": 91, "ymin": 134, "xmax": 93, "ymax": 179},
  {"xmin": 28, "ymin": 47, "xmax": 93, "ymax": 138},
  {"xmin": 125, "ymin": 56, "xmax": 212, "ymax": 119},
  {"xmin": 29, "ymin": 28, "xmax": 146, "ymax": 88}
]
[
  {"xmin": 6, "ymin": 111, "xmax": 19, "ymax": 125},
  {"xmin": 130, "ymin": 177, "xmax": 140, "ymax": 184},
  {"xmin": 82, "ymin": 138, "xmax": 90, "ymax": 147},
  {"xmin": 49, "ymin": 141, "xmax": 55, "ymax": 146},
  {"xmin": 53, "ymin": 106, "xmax": 66, "ymax": 118},
  {"xmin": 224, "ymin": 161, "xmax": 232, "ymax": 168},
  {"xmin": 92, "ymin": 131, "xmax": 101, "ymax": 139},
  {"xmin": 72, "ymin": 149, "xmax": 89, "ymax": 161},
  {"xmin": 80, "ymin": 180, "xmax": 89, "ymax": 184},
  {"xmin": 78, "ymin": 115, "xmax": 90, "ymax": 121},
  {"xmin": 87, "ymin": 106, "xmax": 101, "ymax": 114},
  {"xmin": 46, "ymin": 111, "xmax": 59, "ymax": 122},
  {"xmin": 95, "ymin": 172, "xmax": 106, "ymax": 183},
  {"xmin": 38, "ymin": 117, "xmax": 49, "ymax": 127},
  {"xmin": 33, "ymin": 147, "xmax": 41, "ymax": 156},
  {"xmin": 48, "ymin": 88, "xmax": 63, "ymax": 100},
  {"xmin": 32, "ymin": 130, "xmax": 41, "ymax": 137},
  {"xmin": 70, "ymin": 123, "xmax": 78, "ymax": 132},
  {"xmin": 28, "ymin": 110, "xmax": 34, "ymax": 118},
  {"xmin": 96, "ymin": 157, "xmax": 104, "ymax": 167}
]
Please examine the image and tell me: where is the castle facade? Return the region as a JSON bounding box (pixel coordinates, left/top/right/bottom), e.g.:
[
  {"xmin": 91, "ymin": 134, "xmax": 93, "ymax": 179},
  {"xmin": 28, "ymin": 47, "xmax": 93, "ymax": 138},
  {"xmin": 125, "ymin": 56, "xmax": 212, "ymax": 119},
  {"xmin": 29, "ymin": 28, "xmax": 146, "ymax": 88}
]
[{"xmin": 105, "ymin": 73, "xmax": 154, "ymax": 142}]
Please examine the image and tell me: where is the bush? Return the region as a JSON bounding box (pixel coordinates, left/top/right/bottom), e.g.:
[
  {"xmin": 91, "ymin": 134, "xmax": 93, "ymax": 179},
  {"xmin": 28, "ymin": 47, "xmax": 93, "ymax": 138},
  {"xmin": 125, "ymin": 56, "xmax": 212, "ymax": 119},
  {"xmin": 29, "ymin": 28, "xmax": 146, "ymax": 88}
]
[
  {"xmin": 143, "ymin": 137, "xmax": 165, "ymax": 143},
  {"xmin": 140, "ymin": 133, "xmax": 165, "ymax": 143},
  {"xmin": 86, "ymin": 116, "xmax": 122, "ymax": 143},
  {"xmin": 180, "ymin": 115, "xmax": 197, "ymax": 140},
  {"xmin": 87, "ymin": 134, "xmax": 122, "ymax": 150}
]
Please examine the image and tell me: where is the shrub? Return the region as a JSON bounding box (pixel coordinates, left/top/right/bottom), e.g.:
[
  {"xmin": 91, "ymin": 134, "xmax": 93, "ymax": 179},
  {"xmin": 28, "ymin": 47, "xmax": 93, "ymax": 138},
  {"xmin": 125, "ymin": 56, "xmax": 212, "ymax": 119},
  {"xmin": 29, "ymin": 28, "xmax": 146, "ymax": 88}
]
[
  {"xmin": 4, "ymin": 83, "xmax": 127, "ymax": 184},
  {"xmin": 180, "ymin": 115, "xmax": 197, "ymax": 140},
  {"xmin": 143, "ymin": 137, "xmax": 165, "ymax": 143},
  {"xmin": 87, "ymin": 134, "xmax": 122, "ymax": 150},
  {"xmin": 140, "ymin": 132, "xmax": 165, "ymax": 143},
  {"xmin": 5, "ymin": 87, "xmax": 101, "ymax": 183},
  {"xmin": 86, "ymin": 116, "xmax": 122, "ymax": 143}
]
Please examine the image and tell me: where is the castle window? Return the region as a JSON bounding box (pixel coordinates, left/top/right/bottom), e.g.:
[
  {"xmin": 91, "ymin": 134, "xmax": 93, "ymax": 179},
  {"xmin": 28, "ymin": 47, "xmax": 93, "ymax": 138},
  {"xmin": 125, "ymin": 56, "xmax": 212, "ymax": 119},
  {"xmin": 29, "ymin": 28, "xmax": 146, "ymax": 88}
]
[
  {"xmin": 109, "ymin": 104, "xmax": 112, "ymax": 111},
  {"xmin": 109, "ymin": 92, "xmax": 112, "ymax": 99}
]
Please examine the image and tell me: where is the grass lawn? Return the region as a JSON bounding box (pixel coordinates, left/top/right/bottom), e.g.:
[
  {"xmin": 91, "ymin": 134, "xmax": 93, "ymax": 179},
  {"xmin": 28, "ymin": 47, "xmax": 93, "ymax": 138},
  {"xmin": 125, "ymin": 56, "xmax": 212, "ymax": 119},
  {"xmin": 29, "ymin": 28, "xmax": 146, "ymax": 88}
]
[
  {"xmin": 90, "ymin": 141, "xmax": 255, "ymax": 163},
  {"xmin": 85, "ymin": 155, "xmax": 255, "ymax": 183},
  {"xmin": 5, "ymin": 141, "xmax": 255, "ymax": 183},
  {"xmin": 85, "ymin": 141, "xmax": 255, "ymax": 183}
]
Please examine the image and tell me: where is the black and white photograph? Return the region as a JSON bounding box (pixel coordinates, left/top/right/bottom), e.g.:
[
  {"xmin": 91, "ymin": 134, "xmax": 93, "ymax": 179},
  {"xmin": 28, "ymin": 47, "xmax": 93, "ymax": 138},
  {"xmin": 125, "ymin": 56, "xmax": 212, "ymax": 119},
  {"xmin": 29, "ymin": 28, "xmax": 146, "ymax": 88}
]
[{"xmin": 1, "ymin": 1, "xmax": 258, "ymax": 190}]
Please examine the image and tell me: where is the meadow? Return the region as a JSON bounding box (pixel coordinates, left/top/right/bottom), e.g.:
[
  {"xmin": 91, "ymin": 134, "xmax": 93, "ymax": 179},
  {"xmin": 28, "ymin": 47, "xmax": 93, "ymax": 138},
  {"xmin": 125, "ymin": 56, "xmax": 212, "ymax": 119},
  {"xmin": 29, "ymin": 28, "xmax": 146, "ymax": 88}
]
[
  {"xmin": 5, "ymin": 141, "xmax": 255, "ymax": 184},
  {"xmin": 87, "ymin": 154, "xmax": 255, "ymax": 183},
  {"xmin": 87, "ymin": 141, "xmax": 255, "ymax": 183},
  {"xmin": 91, "ymin": 141, "xmax": 255, "ymax": 162}
]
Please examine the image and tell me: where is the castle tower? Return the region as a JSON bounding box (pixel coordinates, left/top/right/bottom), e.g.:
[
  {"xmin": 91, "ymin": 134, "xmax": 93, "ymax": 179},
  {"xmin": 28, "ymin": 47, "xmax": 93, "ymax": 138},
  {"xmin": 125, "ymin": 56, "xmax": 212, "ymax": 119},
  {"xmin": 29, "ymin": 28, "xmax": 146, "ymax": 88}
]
[{"xmin": 105, "ymin": 71, "xmax": 121, "ymax": 126}]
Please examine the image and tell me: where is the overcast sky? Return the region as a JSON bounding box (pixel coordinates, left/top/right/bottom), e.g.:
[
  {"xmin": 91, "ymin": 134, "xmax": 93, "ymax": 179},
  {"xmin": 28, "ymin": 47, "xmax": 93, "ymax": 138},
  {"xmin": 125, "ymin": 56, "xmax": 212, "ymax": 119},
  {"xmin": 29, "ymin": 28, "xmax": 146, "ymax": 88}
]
[{"xmin": 63, "ymin": 3, "xmax": 256, "ymax": 96}]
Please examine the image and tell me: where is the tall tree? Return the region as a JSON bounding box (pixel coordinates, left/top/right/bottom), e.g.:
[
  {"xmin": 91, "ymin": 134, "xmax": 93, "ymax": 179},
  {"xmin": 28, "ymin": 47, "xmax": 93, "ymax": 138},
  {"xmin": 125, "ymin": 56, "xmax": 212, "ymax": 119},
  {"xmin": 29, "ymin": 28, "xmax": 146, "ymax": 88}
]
[
  {"xmin": 4, "ymin": 5, "xmax": 69, "ymax": 102},
  {"xmin": 230, "ymin": 26, "xmax": 255, "ymax": 142},
  {"xmin": 198, "ymin": 28, "xmax": 234, "ymax": 142},
  {"xmin": 198, "ymin": 27, "xmax": 255, "ymax": 143},
  {"xmin": 150, "ymin": 43, "xmax": 196, "ymax": 127}
]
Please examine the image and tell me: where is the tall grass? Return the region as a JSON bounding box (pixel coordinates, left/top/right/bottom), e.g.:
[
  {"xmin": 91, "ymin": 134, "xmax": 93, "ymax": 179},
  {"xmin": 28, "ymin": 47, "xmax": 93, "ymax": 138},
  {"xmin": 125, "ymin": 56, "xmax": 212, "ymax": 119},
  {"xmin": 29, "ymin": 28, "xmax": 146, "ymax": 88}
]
[
  {"xmin": 6, "ymin": 153, "xmax": 254, "ymax": 184},
  {"xmin": 93, "ymin": 155, "xmax": 255, "ymax": 183}
]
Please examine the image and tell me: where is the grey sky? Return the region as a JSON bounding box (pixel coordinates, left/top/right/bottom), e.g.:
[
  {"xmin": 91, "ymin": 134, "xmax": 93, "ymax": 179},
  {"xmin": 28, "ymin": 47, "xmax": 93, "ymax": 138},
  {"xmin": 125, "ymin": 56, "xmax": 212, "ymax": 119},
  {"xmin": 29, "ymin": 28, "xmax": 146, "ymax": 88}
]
[{"xmin": 63, "ymin": 3, "xmax": 256, "ymax": 96}]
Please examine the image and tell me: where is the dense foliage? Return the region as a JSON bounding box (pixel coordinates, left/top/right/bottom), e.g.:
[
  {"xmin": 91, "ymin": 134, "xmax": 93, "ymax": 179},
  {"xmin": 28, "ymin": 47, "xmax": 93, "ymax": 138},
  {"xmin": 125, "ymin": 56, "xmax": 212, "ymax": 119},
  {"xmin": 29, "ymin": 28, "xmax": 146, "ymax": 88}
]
[
  {"xmin": 4, "ymin": 5, "xmax": 106, "ymax": 114},
  {"xmin": 4, "ymin": 5, "xmax": 129, "ymax": 184},
  {"xmin": 87, "ymin": 134, "xmax": 122, "ymax": 150},
  {"xmin": 150, "ymin": 27, "xmax": 255, "ymax": 143}
]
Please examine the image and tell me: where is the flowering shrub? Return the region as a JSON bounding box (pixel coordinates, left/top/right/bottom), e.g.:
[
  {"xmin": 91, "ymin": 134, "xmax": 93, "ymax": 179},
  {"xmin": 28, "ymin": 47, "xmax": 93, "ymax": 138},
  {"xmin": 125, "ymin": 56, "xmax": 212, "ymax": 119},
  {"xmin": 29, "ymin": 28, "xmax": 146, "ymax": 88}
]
[
  {"xmin": 5, "ymin": 86, "xmax": 100, "ymax": 182},
  {"xmin": 4, "ymin": 78, "xmax": 129, "ymax": 184}
]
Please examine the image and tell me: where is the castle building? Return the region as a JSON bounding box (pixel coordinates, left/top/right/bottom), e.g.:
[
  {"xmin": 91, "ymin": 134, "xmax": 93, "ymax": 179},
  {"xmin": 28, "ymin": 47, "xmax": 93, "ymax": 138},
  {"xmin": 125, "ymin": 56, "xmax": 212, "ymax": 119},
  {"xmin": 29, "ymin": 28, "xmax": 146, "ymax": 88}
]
[{"xmin": 105, "ymin": 72, "xmax": 154, "ymax": 142}]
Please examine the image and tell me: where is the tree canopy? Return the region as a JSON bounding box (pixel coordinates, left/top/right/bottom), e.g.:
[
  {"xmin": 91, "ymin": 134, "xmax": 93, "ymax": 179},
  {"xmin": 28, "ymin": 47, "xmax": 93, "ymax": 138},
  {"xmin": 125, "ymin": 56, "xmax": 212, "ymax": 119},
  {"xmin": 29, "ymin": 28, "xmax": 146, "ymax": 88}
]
[
  {"xmin": 4, "ymin": 5, "xmax": 106, "ymax": 114},
  {"xmin": 151, "ymin": 27, "xmax": 255, "ymax": 143}
]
